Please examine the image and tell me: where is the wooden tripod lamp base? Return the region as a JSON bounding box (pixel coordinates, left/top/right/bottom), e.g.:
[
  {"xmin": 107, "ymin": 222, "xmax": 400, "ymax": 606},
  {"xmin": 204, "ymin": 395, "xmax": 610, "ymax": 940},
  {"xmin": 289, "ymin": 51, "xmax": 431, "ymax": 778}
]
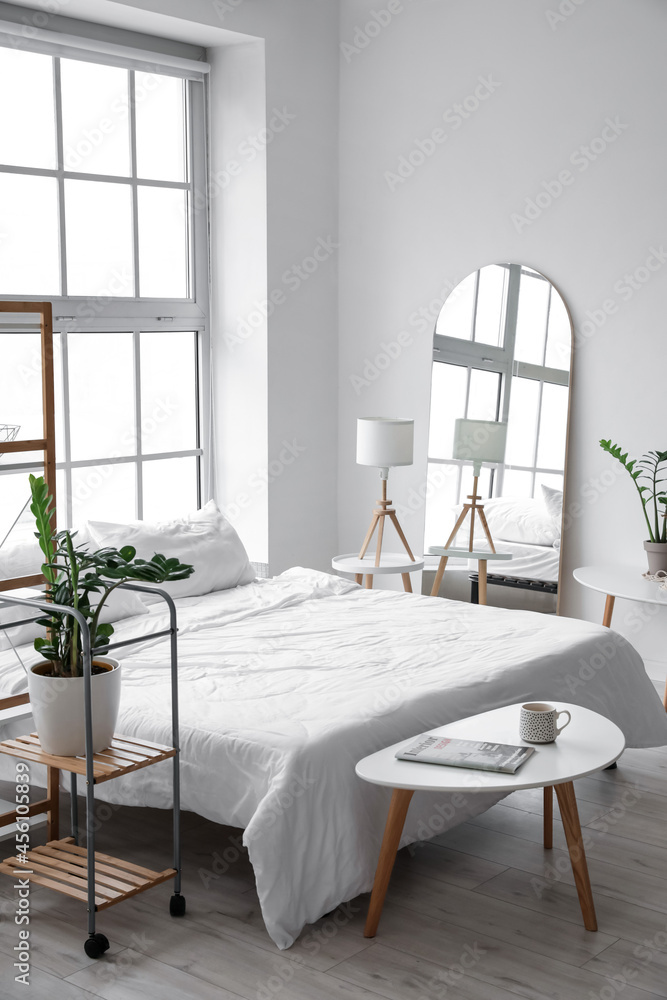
[
  {"xmin": 443, "ymin": 473, "xmax": 496, "ymax": 555},
  {"xmin": 358, "ymin": 476, "xmax": 415, "ymax": 568}
]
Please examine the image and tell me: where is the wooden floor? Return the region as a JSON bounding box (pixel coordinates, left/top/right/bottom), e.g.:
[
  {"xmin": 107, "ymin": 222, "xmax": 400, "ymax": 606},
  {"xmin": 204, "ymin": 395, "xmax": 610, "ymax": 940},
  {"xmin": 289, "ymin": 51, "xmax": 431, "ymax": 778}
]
[{"xmin": 1, "ymin": 743, "xmax": 667, "ymax": 999}]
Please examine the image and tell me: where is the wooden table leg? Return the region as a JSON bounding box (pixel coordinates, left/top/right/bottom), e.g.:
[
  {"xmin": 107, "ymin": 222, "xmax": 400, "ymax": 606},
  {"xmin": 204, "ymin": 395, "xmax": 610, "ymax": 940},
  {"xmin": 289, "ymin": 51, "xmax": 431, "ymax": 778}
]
[
  {"xmin": 555, "ymin": 781, "xmax": 597, "ymax": 931},
  {"xmin": 478, "ymin": 560, "xmax": 488, "ymax": 606},
  {"xmin": 355, "ymin": 574, "xmax": 363, "ymax": 586},
  {"xmin": 47, "ymin": 766, "xmax": 59, "ymax": 842},
  {"xmin": 365, "ymin": 575, "xmax": 373, "ymax": 589},
  {"xmin": 364, "ymin": 788, "xmax": 414, "ymax": 938},
  {"xmin": 401, "ymin": 573, "xmax": 412, "ymax": 593},
  {"xmin": 430, "ymin": 555, "xmax": 449, "ymax": 597},
  {"xmin": 602, "ymin": 594, "xmax": 615, "ymax": 628},
  {"xmin": 543, "ymin": 785, "xmax": 553, "ymax": 849}
]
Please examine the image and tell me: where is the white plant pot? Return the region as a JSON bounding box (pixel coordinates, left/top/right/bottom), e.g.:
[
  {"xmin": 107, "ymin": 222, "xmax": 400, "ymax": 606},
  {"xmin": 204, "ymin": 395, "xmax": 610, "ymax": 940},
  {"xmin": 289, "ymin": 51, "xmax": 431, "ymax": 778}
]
[
  {"xmin": 27, "ymin": 657, "xmax": 121, "ymax": 757},
  {"xmin": 644, "ymin": 541, "xmax": 667, "ymax": 576}
]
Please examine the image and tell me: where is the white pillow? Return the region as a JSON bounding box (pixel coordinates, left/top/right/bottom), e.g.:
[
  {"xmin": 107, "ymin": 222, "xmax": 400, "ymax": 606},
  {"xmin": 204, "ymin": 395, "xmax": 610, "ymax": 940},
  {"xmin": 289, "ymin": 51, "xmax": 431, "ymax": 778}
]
[
  {"xmin": 86, "ymin": 500, "xmax": 255, "ymax": 600},
  {"xmin": 0, "ymin": 535, "xmax": 148, "ymax": 631},
  {"xmin": 541, "ymin": 485, "xmax": 564, "ymax": 546},
  {"xmin": 72, "ymin": 526, "xmax": 148, "ymax": 623},
  {"xmin": 0, "ymin": 588, "xmax": 43, "ymax": 651},
  {"xmin": 448, "ymin": 497, "xmax": 559, "ymax": 547},
  {"xmin": 483, "ymin": 497, "xmax": 558, "ymax": 546}
]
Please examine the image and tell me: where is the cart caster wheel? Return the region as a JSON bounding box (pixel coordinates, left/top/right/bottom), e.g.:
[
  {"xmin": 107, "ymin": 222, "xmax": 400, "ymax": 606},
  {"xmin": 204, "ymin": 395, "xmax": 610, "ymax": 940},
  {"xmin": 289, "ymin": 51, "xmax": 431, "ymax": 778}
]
[
  {"xmin": 170, "ymin": 893, "xmax": 186, "ymax": 917},
  {"xmin": 84, "ymin": 933, "xmax": 110, "ymax": 958}
]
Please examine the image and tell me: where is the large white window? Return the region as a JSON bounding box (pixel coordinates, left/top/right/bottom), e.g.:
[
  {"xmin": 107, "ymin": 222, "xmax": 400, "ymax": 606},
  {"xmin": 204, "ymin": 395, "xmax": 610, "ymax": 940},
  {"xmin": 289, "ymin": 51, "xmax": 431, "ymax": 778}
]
[{"xmin": 0, "ymin": 36, "xmax": 209, "ymax": 541}]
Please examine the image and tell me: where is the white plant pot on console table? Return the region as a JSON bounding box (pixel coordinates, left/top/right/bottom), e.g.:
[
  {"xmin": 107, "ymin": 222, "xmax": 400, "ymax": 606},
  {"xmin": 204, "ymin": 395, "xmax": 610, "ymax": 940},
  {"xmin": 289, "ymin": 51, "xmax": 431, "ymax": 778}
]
[
  {"xmin": 574, "ymin": 566, "xmax": 667, "ymax": 710},
  {"xmin": 332, "ymin": 553, "xmax": 424, "ymax": 593},
  {"xmin": 429, "ymin": 546, "xmax": 512, "ymax": 605}
]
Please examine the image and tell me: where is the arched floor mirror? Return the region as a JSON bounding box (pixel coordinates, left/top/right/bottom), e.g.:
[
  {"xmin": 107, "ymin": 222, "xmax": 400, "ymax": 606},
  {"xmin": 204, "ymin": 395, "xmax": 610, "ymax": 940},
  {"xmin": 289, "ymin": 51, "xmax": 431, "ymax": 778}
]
[{"xmin": 423, "ymin": 263, "xmax": 573, "ymax": 614}]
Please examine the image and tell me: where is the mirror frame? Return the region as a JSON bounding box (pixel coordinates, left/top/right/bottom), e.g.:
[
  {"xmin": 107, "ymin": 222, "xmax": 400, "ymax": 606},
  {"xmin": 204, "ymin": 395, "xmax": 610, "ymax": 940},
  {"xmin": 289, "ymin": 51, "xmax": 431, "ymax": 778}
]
[{"xmin": 427, "ymin": 262, "xmax": 575, "ymax": 615}]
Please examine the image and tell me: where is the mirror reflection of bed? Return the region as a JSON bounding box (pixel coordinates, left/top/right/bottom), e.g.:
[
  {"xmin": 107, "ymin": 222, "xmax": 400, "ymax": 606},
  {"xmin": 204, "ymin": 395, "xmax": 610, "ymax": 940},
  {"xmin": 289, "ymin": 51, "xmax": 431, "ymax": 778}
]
[{"xmin": 423, "ymin": 263, "xmax": 572, "ymax": 614}]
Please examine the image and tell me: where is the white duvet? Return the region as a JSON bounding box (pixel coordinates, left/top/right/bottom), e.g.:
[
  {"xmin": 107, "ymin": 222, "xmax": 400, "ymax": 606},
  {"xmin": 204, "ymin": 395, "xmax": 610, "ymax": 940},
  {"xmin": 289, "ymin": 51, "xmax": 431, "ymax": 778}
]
[{"xmin": 1, "ymin": 568, "xmax": 666, "ymax": 949}]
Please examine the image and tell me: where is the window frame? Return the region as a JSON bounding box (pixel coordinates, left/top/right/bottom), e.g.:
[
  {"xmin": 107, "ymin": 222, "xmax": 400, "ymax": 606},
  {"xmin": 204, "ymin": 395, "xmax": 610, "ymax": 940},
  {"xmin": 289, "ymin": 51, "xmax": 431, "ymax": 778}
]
[{"xmin": 0, "ymin": 41, "xmax": 211, "ymax": 530}]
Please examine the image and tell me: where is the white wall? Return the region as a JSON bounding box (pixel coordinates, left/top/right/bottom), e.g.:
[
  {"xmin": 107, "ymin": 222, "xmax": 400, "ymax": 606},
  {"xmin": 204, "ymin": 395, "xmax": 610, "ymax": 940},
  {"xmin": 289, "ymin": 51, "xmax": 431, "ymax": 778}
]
[{"xmin": 338, "ymin": 0, "xmax": 667, "ymax": 674}]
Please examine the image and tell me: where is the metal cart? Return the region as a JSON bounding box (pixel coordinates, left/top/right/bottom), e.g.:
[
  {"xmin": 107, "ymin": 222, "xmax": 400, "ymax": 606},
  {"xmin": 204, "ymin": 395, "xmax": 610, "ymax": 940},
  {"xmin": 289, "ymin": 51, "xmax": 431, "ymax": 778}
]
[{"xmin": 0, "ymin": 584, "xmax": 185, "ymax": 958}]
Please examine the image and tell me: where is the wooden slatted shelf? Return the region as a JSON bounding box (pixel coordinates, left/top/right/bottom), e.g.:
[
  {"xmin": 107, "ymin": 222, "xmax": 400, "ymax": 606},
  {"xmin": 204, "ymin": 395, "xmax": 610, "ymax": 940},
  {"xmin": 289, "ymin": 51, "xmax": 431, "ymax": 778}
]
[
  {"xmin": 0, "ymin": 837, "xmax": 176, "ymax": 910},
  {"xmin": 0, "ymin": 733, "xmax": 176, "ymax": 784}
]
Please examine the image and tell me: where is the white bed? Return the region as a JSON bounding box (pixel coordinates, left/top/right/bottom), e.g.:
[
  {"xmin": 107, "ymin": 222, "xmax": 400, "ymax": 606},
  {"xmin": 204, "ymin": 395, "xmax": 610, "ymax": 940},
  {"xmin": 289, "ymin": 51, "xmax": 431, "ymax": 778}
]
[
  {"xmin": 483, "ymin": 538, "xmax": 560, "ymax": 582},
  {"xmin": 1, "ymin": 567, "xmax": 666, "ymax": 949}
]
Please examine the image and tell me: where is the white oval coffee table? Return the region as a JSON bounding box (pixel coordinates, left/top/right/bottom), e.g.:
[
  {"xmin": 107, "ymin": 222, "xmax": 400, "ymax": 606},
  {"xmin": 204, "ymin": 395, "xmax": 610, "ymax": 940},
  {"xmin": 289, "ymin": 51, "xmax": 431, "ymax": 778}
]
[
  {"xmin": 356, "ymin": 702, "xmax": 624, "ymax": 938},
  {"xmin": 332, "ymin": 553, "xmax": 424, "ymax": 593}
]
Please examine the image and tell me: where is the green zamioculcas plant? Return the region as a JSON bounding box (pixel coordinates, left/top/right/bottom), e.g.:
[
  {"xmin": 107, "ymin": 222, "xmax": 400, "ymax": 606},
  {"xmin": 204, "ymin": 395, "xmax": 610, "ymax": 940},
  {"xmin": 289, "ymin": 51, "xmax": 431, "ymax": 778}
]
[
  {"xmin": 29, "ymin": 474, "xmax": 195, "ymax": 678},
  {"xmin": 599, "ymin": 440, "xmax": 667, "ymax": 543}
]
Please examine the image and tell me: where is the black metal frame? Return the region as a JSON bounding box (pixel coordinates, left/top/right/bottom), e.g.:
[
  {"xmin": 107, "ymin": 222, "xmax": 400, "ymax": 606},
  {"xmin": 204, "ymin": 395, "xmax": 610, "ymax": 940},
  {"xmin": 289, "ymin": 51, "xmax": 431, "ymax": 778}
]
[
  {"xmin": 0, "ymin": 584, "xmax": 182, "ymax": 945},
  {"xmin": 469, "ymin": 572, "xmax": 558, "ymax": 605}
]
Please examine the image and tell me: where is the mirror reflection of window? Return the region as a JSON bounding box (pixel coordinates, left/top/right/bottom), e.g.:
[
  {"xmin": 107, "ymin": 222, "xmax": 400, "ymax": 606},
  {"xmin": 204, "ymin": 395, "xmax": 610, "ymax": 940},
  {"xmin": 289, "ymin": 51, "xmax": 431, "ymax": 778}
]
[
  {"xmin": 425, "ymin": 263, "xmax": 572, "ymax": 612},
  {"xmin": 435, "ymin": 264, "xmax": 509, "ymax": 346}
]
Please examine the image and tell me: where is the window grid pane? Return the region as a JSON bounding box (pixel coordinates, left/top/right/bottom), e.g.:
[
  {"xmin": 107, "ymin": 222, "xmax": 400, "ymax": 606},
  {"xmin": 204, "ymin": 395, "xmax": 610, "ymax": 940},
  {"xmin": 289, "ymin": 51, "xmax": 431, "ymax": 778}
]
[
  {"xmin": 0, "ymin": 43, "xmax": 205, "ymax": 531},
  {"xmin": 0, "ymin": 56, "xmax": 192, "ymax": 303}
]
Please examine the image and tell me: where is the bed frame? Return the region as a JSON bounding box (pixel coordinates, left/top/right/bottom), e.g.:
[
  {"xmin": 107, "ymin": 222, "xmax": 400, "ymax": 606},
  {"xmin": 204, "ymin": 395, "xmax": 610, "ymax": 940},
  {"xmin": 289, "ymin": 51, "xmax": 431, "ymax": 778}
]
[{"xmin": 469, "ymin": 571, "xmax": 558, "ymax": 605}]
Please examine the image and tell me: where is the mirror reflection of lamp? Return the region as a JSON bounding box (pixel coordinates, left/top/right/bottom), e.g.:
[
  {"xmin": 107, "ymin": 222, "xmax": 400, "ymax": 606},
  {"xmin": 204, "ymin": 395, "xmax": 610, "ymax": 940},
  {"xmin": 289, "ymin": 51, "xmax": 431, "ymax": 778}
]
[
  {"xmin": 356, "ymin": 417, "xmax": 415, "ymax": 566},
  {"xmin": 447, "ymin": 418, "xmax": 508, "ymax": 552}
]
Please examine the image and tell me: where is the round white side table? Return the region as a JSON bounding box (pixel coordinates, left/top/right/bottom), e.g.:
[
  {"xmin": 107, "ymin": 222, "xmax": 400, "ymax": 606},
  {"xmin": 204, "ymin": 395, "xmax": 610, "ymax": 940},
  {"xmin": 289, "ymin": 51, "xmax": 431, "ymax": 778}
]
[
  {"xmin": 428, "ymin": 546, "xmax": 512, "ymax": 605},
  {"xmin": 356, "ymin": 702, "xmax": 624, "ymax": 939},
  {"xmin": 574, "ymin": 565, "xmax": 667, "ymax": 709},
  {"xmin": 332, "ymin": 553, "xmax": 424, "ymax": 593}
]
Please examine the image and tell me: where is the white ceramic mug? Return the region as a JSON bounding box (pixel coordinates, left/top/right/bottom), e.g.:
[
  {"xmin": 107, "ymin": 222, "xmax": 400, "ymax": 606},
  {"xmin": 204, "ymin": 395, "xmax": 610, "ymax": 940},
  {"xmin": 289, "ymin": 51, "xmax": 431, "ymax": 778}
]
[{"xmin": 520, "ymin": 702, "xmax": 571, "ymax": 744}]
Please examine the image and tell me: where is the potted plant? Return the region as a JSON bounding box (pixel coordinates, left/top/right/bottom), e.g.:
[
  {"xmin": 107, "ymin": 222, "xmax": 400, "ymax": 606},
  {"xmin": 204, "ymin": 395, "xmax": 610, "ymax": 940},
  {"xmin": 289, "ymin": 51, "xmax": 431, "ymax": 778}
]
[
  {"xmin": 599, "ymin": 441, "xmax": 667, "ymax": 574},
  {"xmin": 27, "ymin": 475, "xmax": 194, "ymax": 756}
]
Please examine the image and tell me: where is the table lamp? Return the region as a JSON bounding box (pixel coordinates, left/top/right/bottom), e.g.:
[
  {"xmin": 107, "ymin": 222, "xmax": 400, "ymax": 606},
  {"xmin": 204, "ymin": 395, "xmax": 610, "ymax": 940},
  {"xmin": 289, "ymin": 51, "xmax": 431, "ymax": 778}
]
[
  {"xmin": 357, "ymin": 417, "xmax": 415, "ymax": 566},
  {"xmin": 444, "ymin": 418, "xmax": 508, "ymax": 552}
]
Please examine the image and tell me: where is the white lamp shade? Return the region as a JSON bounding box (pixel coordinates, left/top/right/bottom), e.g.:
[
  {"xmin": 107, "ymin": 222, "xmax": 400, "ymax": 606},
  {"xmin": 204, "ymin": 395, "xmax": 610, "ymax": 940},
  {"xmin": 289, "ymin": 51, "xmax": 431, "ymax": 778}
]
[
  {"xmin": 357, "ymin": 417, "xmax": 414, "ymax": 468},
  {"xmin": 453, "ymin": 419, "xmax": 507, "ymax": 464}
]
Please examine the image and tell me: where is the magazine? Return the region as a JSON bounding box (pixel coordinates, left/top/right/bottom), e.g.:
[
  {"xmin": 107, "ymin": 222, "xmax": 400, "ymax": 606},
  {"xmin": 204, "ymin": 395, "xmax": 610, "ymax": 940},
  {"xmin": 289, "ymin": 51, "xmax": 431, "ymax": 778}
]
[{"xmin": 395, "ymin": 735, "xmax": 535, "ymax": 774}]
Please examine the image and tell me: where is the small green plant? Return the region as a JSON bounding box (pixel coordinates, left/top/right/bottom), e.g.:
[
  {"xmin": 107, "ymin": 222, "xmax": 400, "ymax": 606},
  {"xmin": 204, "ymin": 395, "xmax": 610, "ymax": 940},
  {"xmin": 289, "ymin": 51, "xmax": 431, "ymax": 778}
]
[
  {"xmin": 599, "ymin": 441, "xmax": 667, "ymax": 543},
  {"xmin": 29, "ymin": 475, "xmax": 194, "ymax": 678}
]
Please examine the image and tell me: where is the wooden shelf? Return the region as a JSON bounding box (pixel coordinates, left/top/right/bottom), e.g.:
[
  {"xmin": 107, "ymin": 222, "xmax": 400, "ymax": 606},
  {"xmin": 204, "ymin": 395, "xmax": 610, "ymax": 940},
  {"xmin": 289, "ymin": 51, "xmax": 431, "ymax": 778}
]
[
  {"xmin": 0, "ymin": 838, "xmax": 176, "ymax": 910},
  {"xmin": 0, "ymin": 733, "xmax": 176, "ymax": 784}
]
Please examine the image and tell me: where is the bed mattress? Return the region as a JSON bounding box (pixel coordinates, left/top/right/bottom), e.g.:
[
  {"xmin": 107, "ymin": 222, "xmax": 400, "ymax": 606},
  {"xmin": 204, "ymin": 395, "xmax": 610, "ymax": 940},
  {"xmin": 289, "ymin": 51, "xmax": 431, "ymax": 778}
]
[
  {"xmin": 483, "ymin": 539, "xmax": 560, "ymax": 583},
  {"xmin": 1, "ymin": 568, "xmax": 665, "ymax": 948}
]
